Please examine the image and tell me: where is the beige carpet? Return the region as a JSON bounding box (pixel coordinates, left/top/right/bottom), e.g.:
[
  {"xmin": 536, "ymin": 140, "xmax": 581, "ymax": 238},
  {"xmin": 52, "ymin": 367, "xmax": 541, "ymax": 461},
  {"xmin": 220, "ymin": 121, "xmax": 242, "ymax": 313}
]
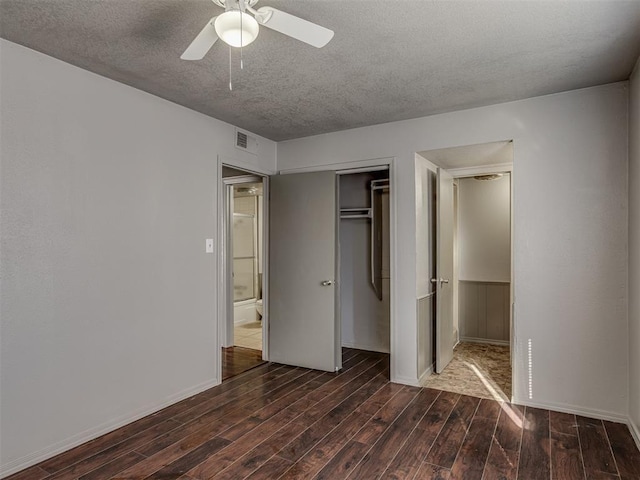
[{"xmin": 423, "ymin": 342, "xmax": 512, "ymax": 401}]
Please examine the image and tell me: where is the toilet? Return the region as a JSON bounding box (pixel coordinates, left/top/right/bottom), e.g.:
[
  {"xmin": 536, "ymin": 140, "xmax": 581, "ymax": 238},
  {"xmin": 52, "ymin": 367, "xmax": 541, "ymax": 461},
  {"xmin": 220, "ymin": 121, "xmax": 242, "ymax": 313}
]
[{"xmin": 255, "ymin": 299, "xmax": 263, "ymax": 319}]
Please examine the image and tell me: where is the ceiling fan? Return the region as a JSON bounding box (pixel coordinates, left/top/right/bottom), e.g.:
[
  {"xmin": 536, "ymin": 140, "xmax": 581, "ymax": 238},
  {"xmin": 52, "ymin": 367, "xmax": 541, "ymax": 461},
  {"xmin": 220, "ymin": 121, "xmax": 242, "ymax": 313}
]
[{"xmin": 181, "ymin": 0, "xmax": 334, "ymax": 60}]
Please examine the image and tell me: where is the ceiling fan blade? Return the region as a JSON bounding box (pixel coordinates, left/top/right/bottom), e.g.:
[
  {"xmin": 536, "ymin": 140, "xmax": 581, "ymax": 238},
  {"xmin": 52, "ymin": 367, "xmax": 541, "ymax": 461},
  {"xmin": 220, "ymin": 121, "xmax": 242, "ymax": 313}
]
[
  {"xmin": 256, "ymin": 7, "xmax": 334, "ymax": 48},
  {"xmin": 180, "ymin": 17, "xmax": 218, "ymax": 60}
]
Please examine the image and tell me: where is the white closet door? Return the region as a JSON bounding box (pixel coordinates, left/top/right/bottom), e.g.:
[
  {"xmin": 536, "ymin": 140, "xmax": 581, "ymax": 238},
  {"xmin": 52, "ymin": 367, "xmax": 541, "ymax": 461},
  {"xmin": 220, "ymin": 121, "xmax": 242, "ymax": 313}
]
[{"xmin": 269, "ymin": 171, "xmax": 339, "ymax": 372}]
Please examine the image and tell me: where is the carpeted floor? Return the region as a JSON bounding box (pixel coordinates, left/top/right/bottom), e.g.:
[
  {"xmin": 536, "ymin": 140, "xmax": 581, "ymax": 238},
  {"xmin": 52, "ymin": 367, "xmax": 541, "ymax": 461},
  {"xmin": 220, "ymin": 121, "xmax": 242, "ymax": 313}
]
[{"xmin": 423, "ymin": 342, "xmax": 512, "ymax": 401}]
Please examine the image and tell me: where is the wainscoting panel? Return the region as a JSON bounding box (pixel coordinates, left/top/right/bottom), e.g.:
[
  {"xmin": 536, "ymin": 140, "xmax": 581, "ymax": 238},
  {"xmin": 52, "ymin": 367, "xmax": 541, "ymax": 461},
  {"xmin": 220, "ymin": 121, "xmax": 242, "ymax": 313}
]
[
  {"xmin": 417, "ymin": 294, "xmax": 434, "ymax": 379},
  {"xmin": 459, "ymin": 280, "xmax": 510, "ymax": 344}
]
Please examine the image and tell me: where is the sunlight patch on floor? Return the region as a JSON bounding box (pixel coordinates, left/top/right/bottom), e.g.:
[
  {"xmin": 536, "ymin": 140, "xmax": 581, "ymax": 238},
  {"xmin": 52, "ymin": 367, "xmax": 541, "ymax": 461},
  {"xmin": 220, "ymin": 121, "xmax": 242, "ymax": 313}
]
[{"xmin": 423, "ymin": 342, "xmax": 512, "ymax": 401}]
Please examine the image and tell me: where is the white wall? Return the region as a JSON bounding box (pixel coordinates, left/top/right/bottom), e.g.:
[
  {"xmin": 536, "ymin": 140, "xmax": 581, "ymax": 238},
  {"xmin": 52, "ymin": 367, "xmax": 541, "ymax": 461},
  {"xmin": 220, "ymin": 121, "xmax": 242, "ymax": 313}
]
[
  {"xmin": 0, "ymin": 40, "xmax": 276, "ymax": 476},
  {"xmin": 629, "ymin": 56, "xmax": 640, "ymax": 441},
  {"xmin": 457, "ymin": 175, "xmax": 511, "ymax": 282},
  {"xmin": 278, "ymin": 82, "xmax": 629, "ymax": 419}
]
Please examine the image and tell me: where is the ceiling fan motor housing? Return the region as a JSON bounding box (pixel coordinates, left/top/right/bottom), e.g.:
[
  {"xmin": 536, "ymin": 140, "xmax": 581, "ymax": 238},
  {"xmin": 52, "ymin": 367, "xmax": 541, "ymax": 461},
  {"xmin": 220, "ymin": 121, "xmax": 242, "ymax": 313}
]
[{"xmin": 181, "ymin": 0, "xmax": 334, "ymax": 61}]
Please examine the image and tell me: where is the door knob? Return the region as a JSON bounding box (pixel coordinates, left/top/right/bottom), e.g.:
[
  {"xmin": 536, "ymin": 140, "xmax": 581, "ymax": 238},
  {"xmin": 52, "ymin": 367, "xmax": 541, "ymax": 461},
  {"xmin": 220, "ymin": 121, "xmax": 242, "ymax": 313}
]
[
  {"xmin": 321, "ymin": 280, "xmax": 334, "ymax": 286},
  {"xmin": 430, "ymin": 278, "xmax": 450, "ymax": 287}
]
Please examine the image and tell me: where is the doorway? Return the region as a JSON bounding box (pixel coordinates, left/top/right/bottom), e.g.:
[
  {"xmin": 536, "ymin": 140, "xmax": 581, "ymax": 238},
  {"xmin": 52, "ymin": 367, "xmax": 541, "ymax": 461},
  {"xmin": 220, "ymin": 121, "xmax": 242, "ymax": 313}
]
[
  {"xmin": 221, "ymin": 166, "xmax": 268, "ymax": 380},
  {"xmin": 338, "ymin": 169, "xmax": 391, "ymax": 365},
  {"xmin": 268, "ymin": 160, "xmax": 395, "ymax": 377},
  {"xmin": 418, "ymin": 141, "xmax": 514, "ymax": 401}
]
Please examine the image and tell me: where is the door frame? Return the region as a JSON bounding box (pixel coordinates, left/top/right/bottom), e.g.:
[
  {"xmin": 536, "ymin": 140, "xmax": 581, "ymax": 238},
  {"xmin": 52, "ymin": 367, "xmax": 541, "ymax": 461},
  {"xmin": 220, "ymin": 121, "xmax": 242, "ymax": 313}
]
[
  {"xmin": 222, "ymin": 175, "xmax": 263, "ymax": 348},
  {"xmin": 217, "ymin": 156, "xmax": 272, "ymax": 383},
  {"xmin": 278, "ymin": 157, "xmax": 398, "ymax": 381}
]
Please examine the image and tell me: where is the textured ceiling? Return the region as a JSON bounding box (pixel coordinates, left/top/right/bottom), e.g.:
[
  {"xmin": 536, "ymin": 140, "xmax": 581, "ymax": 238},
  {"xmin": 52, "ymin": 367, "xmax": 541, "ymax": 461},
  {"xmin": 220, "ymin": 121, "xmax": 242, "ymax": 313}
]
[
  {"xmin": 420, "ymin": 141, "xmax": 513, "ymax": 170},
  {"xmin": 2, "ymin": 1, "xmax": 640, "ymax": 141}
]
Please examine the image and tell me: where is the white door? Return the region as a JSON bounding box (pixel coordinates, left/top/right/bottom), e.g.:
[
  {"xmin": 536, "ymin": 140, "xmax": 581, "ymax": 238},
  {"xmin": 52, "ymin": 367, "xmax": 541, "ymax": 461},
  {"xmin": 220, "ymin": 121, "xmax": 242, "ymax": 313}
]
[
  {"xmin": 436, "ymin": 168, "xmax": 455, "ymax": 373},
  {"xmin": 269, "ymin": 171, "xmax": 339, "ymax": 372}
]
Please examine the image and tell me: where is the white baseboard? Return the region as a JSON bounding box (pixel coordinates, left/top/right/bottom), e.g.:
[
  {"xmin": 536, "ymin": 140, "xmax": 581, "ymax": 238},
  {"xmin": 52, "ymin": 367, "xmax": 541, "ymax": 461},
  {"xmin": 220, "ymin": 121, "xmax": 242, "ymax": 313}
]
[
  {"xmin": 341, "ymin": 341, "xmax": 390, "ymax": 354},
  {"xmin": 460, "ymin": 336, "xmax": 510, "ymax": 346},
  {"xmin": 629, "ymin": 417, "xmax": 640, "ymax": 451},
  {"xmin": 418, "ymin": 364, "xmax": 434, "ymax": 386},
  {"xmin": 516, "ymin": 399, "xmax": 640, "ymax": 451},
  {"xmin": 234, "ymin": 317, "xmax": 258, "ymax": 326},
  {"xmin": 391, "ymin": 374, "xmax": 421, "ymax": 387},
  {"xmin": 0, "ymin": 377, "xmax": 221, "ymax": 479},
  {"xmin": 514, "ymin": 398, "xmax": 628, "ymax": 424}
]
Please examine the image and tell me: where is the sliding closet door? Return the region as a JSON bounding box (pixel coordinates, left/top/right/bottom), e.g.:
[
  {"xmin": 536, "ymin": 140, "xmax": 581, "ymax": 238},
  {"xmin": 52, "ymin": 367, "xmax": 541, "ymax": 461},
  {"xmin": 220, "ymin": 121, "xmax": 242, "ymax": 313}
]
[{"xmin": 269, "ymin": 171, "xmax": 339, "ymax": 372}]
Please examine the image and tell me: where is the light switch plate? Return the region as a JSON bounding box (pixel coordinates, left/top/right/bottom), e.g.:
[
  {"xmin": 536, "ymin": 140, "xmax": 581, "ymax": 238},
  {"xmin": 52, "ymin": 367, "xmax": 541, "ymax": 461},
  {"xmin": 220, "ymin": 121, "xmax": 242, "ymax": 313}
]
[{"xmin": 205, "ymin": 239, "xmax": 214, "ymax": 253}]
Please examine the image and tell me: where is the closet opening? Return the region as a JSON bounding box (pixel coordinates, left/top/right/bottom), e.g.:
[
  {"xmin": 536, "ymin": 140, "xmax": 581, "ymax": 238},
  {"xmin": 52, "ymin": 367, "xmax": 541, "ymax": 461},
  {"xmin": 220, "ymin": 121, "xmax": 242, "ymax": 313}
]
[
  {"xmin": 338, "ymin": 168, "xmax": 391, "ymax": 375},
  {"xmin": 267, "ymin": 160, "xmax": 395, "ymax": 377}
]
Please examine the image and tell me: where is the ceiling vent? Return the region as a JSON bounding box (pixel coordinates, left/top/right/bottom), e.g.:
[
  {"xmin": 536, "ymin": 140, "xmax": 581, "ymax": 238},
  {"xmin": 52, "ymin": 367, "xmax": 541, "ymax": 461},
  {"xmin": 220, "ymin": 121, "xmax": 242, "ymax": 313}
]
[{"xmin": 235, "ymin": 129, "xmax": 258, "ymax": 155}]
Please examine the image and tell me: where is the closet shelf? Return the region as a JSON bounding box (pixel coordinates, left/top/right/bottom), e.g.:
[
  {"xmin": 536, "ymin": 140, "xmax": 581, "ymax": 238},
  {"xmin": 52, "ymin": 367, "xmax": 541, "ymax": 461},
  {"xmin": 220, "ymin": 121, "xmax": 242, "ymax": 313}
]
[
  {"xmin": 340, "ymin": 208, "xmax": 372, "ymax": 219},
  {"xmin": 371, "ymin": 179, "xmax": 390, "ymax": 192}
]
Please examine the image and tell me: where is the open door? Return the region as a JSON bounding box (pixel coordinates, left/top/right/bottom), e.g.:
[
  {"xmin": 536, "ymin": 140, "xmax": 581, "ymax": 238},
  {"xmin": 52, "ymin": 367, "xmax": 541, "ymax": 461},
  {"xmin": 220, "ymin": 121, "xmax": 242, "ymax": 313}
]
[
  {"xmin": 269, "ymin": 171, "xmax": 340, "ymax": 372},
  {"xmin": 435, "ymin": 168, "xmax": 455, "ymax": 373}
]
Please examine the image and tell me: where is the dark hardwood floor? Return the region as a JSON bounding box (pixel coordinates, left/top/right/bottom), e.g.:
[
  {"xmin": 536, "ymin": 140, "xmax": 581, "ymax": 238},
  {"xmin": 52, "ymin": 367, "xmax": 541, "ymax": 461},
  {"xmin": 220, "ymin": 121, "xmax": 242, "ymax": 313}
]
[
  {"xmin": 7, "ymin": 348, "xmax": 640, "ymax": 480},
  {"xmin": 222, "ymin": 346, "xmax": 266, "ymax": 380}
]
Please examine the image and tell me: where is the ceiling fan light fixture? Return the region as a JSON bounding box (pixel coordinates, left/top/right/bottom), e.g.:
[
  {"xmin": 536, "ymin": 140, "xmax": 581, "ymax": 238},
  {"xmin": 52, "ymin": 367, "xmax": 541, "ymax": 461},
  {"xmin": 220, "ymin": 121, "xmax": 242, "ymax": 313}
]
[{"xmin": 214, "ymin": 11, "xmax": 259, "ymax": 47}]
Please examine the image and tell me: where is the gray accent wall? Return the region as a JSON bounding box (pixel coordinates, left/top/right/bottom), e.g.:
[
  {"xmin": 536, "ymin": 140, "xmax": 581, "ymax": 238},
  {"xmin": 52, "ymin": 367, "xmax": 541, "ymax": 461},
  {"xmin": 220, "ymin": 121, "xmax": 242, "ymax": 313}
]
[{"xmin": 0, "ymin": 40, "xmax": 276, "ymax": 476}]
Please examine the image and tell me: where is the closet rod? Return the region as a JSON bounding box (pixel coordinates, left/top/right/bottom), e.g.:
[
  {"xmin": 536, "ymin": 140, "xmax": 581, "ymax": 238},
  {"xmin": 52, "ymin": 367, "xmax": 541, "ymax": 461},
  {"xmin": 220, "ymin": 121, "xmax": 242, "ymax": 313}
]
[
  {"xmin": 340, "ymin": 208, "xmax": 372, "ymax": 219},
  {"xmin": 337, "ymin": 166, "xmax": 389, "ymax": 175},
  {"xmin": 370, "ymin": 179, "xmax": 388, "ymax": 300}
]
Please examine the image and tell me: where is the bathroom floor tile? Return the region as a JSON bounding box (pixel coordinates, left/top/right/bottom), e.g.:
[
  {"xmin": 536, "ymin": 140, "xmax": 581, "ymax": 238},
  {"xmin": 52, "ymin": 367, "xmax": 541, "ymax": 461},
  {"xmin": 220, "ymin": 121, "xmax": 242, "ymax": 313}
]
[{"xmin": 234, "ymin": 321, "xmax": 264, "ymax": 351}]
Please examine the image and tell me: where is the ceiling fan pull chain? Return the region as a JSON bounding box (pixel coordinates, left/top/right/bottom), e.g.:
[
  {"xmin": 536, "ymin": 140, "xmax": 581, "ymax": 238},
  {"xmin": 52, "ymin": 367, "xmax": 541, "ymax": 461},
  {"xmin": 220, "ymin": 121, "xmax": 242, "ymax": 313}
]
[{"xmin": 229, "ymin": 46, "xmax": 233, "ymax": 91}]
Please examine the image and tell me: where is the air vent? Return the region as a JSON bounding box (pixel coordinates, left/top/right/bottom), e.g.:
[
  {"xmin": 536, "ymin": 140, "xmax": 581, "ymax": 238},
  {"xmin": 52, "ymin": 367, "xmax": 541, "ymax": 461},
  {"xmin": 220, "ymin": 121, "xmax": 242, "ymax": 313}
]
[
  {"xmin": 236, "ymin": 131, "xmax": 248, "ymax": 149},
  {"xmin": 235, "ymin": 128, "xmax": 258, "ymax": 155}
]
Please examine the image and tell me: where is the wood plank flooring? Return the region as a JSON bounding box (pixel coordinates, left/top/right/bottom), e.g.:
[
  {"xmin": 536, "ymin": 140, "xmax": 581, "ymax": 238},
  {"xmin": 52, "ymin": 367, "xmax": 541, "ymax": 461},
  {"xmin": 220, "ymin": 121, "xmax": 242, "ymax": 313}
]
[
  {"xmin": 222, "ymin": 346, "xmax": 266, "ymax": 380},
  {"xmin": 7, "ymin": 348, "xmax": 640, "ymax": 480}
]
